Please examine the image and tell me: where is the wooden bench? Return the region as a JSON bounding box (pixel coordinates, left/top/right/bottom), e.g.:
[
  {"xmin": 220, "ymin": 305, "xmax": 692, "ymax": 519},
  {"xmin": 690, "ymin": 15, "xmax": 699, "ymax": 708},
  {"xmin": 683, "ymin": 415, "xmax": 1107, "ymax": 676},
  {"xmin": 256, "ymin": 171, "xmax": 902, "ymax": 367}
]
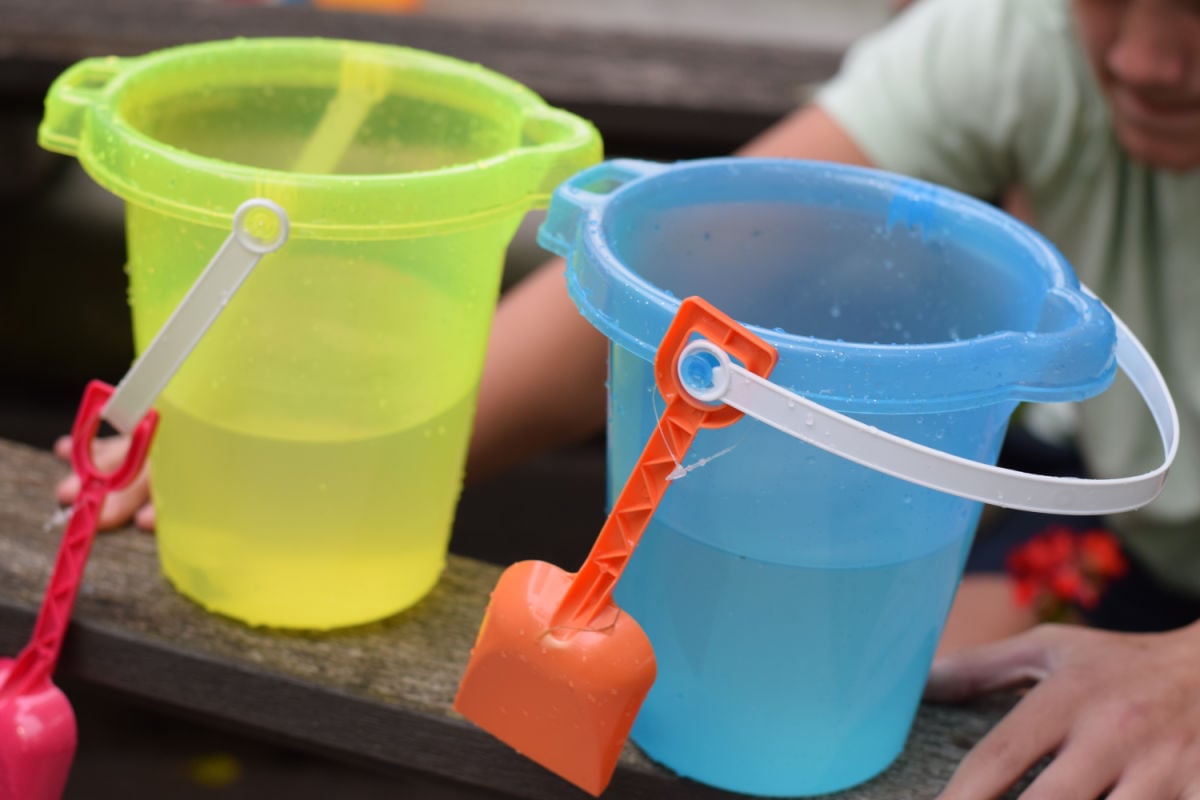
[{"xmin": 0, "ymin": 437, "xmax": 1031, "ymax": 799}]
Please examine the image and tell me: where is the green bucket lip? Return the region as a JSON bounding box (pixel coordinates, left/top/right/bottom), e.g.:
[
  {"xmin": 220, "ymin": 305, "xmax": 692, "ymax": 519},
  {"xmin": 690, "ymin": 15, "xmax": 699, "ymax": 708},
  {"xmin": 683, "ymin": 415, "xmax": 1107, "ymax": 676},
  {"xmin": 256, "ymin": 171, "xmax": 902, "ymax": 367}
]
[{"xmin": 40, "ymin": 37, "xmax": 601, "ymax": 238}]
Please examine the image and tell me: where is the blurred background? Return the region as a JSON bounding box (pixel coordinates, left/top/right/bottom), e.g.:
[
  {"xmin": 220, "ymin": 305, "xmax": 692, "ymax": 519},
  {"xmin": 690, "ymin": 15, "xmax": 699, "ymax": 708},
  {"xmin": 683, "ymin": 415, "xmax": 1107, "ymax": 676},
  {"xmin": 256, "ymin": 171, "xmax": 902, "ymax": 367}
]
[{"xmin": 0, "ymin": 0, "xmax": 890, "ymax": 796}]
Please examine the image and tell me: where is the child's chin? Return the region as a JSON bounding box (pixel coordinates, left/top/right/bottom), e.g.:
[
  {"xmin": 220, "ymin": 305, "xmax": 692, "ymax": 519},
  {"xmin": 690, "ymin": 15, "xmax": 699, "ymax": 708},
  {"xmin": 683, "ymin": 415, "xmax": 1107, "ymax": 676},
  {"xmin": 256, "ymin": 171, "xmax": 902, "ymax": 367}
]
[{"xmin": 1115, "ymin": 126, "xmax": 1200, "ymax": 173}]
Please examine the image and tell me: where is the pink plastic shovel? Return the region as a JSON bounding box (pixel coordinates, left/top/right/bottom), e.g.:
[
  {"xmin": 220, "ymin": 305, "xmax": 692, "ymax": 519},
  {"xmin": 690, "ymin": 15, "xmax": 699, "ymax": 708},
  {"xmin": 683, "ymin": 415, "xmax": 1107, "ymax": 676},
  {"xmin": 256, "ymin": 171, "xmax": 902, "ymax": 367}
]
[
  {"xmin": 0, "ymin": 382, "xmax": 157, "ymax": 799},
  {"xmin": 0, "ymin": 198, "xmax": 288, "ymax": 799}
]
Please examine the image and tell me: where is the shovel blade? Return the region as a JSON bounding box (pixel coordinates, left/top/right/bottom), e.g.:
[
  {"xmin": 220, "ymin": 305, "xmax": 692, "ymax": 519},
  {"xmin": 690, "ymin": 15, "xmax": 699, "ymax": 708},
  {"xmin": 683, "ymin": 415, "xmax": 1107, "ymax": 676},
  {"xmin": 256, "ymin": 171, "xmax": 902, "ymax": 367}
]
[
  {"xmin": 455, "ymin": 560, "xmax": 656, "ymax": 796},
  {"xmin": 0, "ymin": 659, "xmax": 77, "ymax": 800}
]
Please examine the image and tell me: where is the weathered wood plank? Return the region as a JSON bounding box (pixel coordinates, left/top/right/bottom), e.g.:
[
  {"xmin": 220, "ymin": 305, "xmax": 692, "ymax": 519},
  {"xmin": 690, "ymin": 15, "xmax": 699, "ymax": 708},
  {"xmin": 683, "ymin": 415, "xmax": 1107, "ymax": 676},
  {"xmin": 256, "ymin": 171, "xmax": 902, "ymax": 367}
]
[{"xmin": 0, "ymin": 437, "xmax": 1033, "ymax": 798}]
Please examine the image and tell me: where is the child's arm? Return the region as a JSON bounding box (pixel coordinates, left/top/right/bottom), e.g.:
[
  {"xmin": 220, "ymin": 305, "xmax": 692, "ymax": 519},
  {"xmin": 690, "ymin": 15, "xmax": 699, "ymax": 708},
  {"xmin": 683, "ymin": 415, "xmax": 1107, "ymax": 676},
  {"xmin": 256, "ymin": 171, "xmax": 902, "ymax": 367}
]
[{"xmin": 465, "ymin": 255, "xmax": 609, "ymax": 484}]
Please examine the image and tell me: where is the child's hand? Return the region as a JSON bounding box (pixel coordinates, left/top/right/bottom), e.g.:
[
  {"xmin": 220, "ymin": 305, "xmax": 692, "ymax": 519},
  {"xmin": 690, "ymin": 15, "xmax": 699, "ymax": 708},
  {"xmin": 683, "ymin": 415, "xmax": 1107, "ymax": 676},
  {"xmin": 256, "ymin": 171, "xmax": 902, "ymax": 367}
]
[
  {"xmin": 927, "ymin": 622, "xmax": 1200, "ymax": 799},
  {"xmin": 53, "ymin": 435, "xmax": 155, "ymax": 530}
]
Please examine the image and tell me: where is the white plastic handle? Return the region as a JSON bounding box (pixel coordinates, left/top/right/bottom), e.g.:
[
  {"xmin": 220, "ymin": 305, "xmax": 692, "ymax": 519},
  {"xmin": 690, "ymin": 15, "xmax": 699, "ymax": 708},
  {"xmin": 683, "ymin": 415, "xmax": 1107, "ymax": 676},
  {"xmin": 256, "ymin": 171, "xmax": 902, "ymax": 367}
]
[
  {"xmin": 102, "ymin": 199, "xmax": 290, "ymax": 433},
  {"xmin": 679, "ymin": 302, "xmax": 1179, "ymax": 515}
]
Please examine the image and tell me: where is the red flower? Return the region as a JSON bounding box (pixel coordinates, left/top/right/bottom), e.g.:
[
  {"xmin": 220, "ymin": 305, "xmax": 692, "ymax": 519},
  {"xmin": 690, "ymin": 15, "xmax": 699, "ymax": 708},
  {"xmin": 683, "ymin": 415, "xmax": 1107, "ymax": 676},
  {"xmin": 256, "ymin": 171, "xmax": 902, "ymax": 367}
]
[
  {"xmin": 1048, "ymin": 565, "xmax": 1084, "ymax": 604},
  {"xmin": 1078, "ymin": 529, "xmax": 1128, "ymax": 580},
  {"xmin": 1005, "ymin": 526, "xmax": 1127, "ymax": 621},
  {"xmin": 1012, "ymin": 575, "xmax": 1040, "ymax": 608}
]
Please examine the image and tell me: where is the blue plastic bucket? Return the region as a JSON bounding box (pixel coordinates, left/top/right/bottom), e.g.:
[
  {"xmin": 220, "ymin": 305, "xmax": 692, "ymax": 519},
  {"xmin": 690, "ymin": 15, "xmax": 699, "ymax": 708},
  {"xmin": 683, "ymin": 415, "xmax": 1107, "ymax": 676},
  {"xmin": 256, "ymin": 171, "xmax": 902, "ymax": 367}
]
[{"xmin": 538, "ymin": 158, "xmax": 1117, "ymax": 797}]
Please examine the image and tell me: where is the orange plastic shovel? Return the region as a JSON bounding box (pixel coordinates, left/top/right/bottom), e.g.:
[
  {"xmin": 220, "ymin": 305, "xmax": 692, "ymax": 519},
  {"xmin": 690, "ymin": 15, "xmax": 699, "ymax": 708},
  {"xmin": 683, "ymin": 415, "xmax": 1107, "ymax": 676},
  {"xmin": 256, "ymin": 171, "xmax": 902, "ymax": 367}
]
[{"xmin": 454, "ymin": 297, "xmax": 777, "ymax": 795}]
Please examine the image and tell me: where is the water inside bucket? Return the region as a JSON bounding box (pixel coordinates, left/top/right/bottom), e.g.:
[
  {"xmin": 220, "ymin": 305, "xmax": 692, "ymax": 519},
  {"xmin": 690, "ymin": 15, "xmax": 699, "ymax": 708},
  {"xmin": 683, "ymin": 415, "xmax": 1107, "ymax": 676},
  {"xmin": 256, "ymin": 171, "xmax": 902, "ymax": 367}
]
[
  {"xmin": 620, "ymin": 517, "xmax": 964, "ymax": 795},
  {"xmin": 617, "ymin": 201, "xmax": 1044, "ymax": 346}
]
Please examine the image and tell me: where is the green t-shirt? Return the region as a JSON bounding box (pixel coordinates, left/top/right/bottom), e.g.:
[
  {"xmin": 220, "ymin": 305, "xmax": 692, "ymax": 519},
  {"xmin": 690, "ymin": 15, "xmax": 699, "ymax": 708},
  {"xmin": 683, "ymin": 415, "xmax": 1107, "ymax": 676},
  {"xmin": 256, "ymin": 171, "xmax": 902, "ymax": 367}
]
[{"xmin": 818, "ymin": 0, "xmax": 1200, "ymax": 594}]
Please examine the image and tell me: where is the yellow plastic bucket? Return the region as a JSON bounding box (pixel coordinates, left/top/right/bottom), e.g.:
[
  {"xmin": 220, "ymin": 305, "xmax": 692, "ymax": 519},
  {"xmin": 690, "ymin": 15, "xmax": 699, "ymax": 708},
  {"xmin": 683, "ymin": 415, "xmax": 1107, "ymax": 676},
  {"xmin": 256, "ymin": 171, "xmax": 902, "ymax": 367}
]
[{"xmin": 40, "ymin": 38, "xmax": 601, "ymax": 629}]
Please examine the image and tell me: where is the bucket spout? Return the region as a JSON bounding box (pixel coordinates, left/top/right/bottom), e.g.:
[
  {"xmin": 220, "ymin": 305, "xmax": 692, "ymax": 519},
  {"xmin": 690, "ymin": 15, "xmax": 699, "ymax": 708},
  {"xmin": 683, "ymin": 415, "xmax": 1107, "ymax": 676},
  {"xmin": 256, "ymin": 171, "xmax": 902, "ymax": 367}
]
[
  {"xmin": 39, "ymin": 56, "xmax": 131, "ymax": 157},
  {"xmin": 537, "ymin": 160, "xmax": 668, "ymax": 256}
]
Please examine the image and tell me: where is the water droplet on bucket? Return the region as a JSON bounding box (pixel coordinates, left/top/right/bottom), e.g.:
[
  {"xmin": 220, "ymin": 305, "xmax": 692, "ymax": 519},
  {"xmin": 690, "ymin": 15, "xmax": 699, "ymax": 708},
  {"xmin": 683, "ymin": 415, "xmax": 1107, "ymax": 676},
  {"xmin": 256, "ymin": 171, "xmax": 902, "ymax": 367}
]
[{"xmin": 804, "ymin": 413, "xmax": 815, "ymax": 427}]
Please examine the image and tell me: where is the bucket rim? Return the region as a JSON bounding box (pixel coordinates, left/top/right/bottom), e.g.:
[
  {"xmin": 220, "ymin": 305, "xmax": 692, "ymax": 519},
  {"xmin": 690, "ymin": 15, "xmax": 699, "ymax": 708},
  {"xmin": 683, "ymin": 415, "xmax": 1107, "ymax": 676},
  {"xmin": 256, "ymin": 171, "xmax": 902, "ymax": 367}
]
[
  {"xmin": 39, "ymin": 37, "xmax": 602, "ymax": 238},
  {"xmin": 545, "ymin": 157, "xmax": 1118, "ymax": 412}
]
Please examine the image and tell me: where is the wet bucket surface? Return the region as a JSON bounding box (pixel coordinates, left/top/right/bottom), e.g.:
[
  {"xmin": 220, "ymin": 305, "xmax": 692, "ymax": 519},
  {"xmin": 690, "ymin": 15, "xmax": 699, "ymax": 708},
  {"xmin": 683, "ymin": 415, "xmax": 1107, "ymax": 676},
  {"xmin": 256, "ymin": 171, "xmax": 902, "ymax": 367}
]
[
  {"xmin": 539, "ymin": 158, "xmax": 1115, "ymax": 796},
  {"xmin": 40, "ymin": 38, "xmax": 600, "ymax": 629}
]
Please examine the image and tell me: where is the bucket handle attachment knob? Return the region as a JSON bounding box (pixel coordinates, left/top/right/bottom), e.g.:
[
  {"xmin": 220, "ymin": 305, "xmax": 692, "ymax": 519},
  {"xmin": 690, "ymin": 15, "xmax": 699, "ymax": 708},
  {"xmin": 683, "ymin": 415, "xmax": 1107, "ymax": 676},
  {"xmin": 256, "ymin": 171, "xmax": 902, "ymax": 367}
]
[
  {"xmin": 548, "ymin": 297, "xmax": 778, "ymax": 632},
  {"xmin": 676, "ymin": 294, "xmax": 1179, "ymax": 516},
  {"xmin": 38, "ymin": 56, "xmax": 131, "ymax": 157}
]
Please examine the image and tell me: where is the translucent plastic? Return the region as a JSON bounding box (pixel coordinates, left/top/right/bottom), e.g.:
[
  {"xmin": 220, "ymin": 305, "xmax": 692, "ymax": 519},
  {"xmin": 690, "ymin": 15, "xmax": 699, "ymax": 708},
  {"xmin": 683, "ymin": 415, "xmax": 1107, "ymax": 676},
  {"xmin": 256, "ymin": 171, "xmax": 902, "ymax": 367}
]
[
  {"xmin": 40, "ymin": 38, "xmax": 601, "ymax": 629},
  {"xmin": 539, "ymin": 158, "xmax": 1119, "ymax": 796}
]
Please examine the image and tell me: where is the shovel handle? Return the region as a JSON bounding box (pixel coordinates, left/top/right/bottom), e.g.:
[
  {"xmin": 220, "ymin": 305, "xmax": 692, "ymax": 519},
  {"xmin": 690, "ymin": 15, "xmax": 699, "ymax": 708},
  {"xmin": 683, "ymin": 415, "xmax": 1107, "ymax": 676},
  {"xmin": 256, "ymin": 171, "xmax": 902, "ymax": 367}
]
[
  {"xmin": 551, "ymin": 297, "xmax": 777, "ymax": 630},
  {"xmin": 7, "ymin": 381, "xmax": 157, "ymax": 693}
]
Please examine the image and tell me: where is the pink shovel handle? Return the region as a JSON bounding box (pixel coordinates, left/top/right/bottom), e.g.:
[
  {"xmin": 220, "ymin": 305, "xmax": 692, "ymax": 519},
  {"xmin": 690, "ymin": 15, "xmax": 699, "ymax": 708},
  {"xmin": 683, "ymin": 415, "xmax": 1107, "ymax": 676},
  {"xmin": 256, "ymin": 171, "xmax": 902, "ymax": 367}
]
[{"xmin": 4, "ymin": 381, "xmax": 157, "ymax": 695}]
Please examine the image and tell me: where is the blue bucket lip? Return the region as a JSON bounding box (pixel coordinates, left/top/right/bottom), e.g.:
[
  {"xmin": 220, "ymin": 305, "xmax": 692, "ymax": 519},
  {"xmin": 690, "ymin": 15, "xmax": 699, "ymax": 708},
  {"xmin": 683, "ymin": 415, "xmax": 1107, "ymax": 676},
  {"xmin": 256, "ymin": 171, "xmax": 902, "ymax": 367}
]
[{"xmin": 542, "ymin": 158, "xmax": 1117, "ymax": 413}]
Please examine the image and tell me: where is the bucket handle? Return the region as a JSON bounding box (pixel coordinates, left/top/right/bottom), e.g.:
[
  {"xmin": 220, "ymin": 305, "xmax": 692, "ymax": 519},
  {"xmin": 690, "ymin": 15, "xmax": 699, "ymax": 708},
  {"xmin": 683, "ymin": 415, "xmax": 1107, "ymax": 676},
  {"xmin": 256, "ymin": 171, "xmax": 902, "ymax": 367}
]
[
  {"xmin": 537, "ymin": 159, "xmax": 667, "ymax": 254},
  {"xmin": 675, "ymin": 292, "xmax": 1178, "ymax": 515},
  {"xmin": 38, "ymin": 56, "xmax": 131, "ymax": 157}
]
